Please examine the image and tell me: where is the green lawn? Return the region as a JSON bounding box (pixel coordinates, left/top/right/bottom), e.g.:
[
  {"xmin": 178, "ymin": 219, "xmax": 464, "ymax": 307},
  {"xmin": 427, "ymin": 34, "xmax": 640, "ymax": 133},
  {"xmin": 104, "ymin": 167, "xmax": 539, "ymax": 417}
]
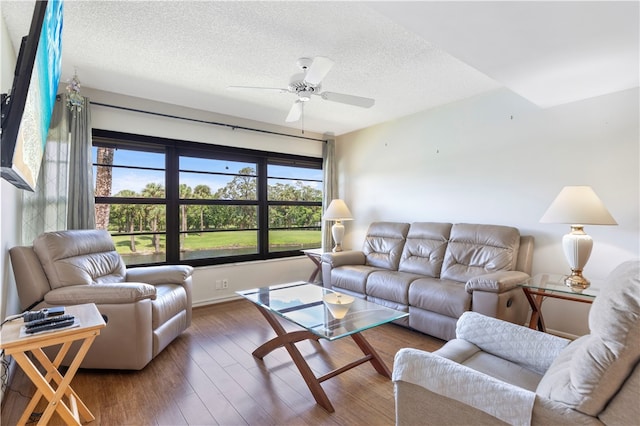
[{"xmin": 112, "ymin": 230, "xmax": 320, "ymax": 254}]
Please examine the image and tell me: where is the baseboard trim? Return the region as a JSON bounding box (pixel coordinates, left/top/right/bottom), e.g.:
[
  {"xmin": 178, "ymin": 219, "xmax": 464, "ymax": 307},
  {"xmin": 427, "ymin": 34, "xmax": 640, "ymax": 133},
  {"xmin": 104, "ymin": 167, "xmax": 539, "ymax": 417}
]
[{"xmin": 192, "ymin": 294, "xmax": 242, "ymax": 308}]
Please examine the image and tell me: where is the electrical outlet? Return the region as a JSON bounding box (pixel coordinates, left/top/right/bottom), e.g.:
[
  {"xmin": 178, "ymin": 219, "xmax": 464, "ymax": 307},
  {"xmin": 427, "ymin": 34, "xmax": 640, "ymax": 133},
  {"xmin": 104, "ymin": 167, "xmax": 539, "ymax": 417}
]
[{"xmin": 222, "ymin": 279, "xmax": 229, "ymax": 289}]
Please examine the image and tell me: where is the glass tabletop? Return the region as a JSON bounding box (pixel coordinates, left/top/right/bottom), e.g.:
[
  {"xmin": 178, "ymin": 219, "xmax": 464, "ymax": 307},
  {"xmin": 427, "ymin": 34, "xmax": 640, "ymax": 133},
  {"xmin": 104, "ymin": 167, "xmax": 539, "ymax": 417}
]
[
  {"xmin": 237, "ymin": 282, "xmax": 408, "ymax": 341},
  {"xmin": 519, "ymin": 274, "xmax": 599, "ymax": 299}
]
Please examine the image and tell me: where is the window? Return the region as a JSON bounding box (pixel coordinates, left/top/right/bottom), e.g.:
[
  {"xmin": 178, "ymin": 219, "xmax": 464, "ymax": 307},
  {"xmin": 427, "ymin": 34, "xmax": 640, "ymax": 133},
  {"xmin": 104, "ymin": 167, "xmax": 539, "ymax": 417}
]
[
  {"xmin": 93, "ymin": 130, "xmax": 323, "ymax": 267},
  {"xmin": 267, "ymin": 162, "xmax": 323, "ymax": 253}
]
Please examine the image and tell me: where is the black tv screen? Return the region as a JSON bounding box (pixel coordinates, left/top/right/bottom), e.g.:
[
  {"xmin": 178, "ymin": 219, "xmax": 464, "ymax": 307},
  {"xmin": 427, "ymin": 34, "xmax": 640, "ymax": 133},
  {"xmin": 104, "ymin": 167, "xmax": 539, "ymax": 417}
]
[{"xmin": 1, "ymin": 0, "xmax": 63, "ymax": 191}]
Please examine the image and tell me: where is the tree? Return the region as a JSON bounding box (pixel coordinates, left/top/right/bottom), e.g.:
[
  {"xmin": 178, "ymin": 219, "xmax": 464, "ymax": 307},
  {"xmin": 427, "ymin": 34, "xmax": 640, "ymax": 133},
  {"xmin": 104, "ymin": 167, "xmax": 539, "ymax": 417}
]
[
  {"xmin": 179, "ymin": 184, "xmax": 193, "ymax": 250},
  {"xmin": 216, "ymin": 167, "xmax": 256, "ymax": 200},
  {"xmin": 109, "ymin": 190, "xmax": 139, "ymax": 251},
  {"xmin": 95, "ymin": 147, "xmax": 114, "ymax": 229},
  {"xmin": 215, "ymin": 167, "xmax": 257, "ymax": 229},
  {"xmin": 193, "ymin": 184, "xmax": 213, "ymax": 235},
  {"xmin": 142, "ymin": 183, "xmax": 165, "ymax": 253}
]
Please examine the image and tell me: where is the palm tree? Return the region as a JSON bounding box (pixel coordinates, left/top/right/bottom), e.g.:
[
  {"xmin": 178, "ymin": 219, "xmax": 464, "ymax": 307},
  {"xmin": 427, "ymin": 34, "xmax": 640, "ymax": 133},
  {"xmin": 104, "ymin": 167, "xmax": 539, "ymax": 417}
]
[
  {"xmin": 94, "ymin": 147, "xmax": 114, "ymax": 229},
  {"xmin": 111, "ymin": 189, "xmax": 139, "ymax": 251},
  {"xmin": 142, "ymin": 183, "xmax": 165, "ymax": 253},
  {"xmin": 179, "ymin": 184, "xmax": 193, "ymax": 250},
  {"xmin": 193, "ymin": 184, "xmax": 213, "ymax": 236}
]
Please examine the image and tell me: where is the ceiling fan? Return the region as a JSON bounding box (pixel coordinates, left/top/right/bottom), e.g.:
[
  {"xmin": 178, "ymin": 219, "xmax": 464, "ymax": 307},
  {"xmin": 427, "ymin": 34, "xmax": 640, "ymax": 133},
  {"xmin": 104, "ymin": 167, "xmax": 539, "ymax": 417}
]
[{"xmin": 228, "ymin": 56, "xmax": 375, "ymax": 123}]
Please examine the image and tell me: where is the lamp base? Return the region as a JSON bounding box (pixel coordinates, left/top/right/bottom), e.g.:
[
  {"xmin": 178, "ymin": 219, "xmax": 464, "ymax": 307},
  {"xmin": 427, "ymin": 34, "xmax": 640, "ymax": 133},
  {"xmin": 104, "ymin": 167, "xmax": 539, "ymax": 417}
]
[
  {"xmin": 564, "ymin": 270, "xmax": 590, "ymax": 290},
  {"xmin": 331, "ymin": 221, "xmax": 345, "ymax": 253}
]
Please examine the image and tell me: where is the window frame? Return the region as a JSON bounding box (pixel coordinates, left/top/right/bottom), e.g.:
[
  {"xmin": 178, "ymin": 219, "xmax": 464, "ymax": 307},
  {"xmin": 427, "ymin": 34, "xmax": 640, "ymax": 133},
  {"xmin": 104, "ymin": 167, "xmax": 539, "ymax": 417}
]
[{"xmin": 93, "ymin": 129, "xmax": 323, "ymax": 267}]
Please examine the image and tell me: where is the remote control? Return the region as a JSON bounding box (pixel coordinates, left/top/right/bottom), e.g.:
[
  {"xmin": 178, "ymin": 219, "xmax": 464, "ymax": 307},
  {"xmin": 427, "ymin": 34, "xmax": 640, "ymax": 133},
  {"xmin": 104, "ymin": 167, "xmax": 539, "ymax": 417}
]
[
  {"xmin": 25, "ymin": 314, "xmax": 75, "ymax": 329},
  {"xmin": 25, "ymin": 318, "xmax": 75, "ymax": 334}
]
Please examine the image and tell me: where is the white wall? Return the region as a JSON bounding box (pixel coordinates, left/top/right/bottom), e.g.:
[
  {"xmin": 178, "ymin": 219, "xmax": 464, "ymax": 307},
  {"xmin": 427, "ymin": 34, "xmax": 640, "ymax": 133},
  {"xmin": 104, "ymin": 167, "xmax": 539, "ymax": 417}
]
[{"xmin": 336, "ymin": 87, "xmax": 639, "ymax": 337}]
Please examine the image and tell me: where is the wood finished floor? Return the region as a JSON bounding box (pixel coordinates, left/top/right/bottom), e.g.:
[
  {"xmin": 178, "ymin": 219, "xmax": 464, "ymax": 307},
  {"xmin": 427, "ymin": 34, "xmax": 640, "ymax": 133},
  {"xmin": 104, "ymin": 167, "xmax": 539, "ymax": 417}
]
[{"xmin": 1, "ymin": 300, "xmax": 444, "ymax": 425}]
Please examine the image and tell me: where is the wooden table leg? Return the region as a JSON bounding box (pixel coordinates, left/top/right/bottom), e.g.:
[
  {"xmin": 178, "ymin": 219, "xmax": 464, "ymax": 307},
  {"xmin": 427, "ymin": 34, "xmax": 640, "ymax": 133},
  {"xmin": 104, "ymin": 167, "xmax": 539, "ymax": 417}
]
[
  {"xmin": 17, "ymin": 341, "xmax": 74, "ymax": 425},
  {"xmin": 523, "ymin": 288, "xmax": 546, "ymax": 332},
  {"xmin": 251, "ymin": 304, "xmax": 394, "ymax": 413},
  {"xmin": 14, "ymin": 333, "xmax": 97, "ymax": 426},
  {"xmin": 32, "ymin": 338, "xmax": 96, "ymax": 423},
  {"xmin": 350, "ymin": 332, "xmax": 392, "ymax": 378},
  {"xmin": 306, "ymin": 253, "xmax": 322, "ymax": 282},
  {"xmin": 253, "ymin": 306, "xmax": 334, "ymax": 412}
]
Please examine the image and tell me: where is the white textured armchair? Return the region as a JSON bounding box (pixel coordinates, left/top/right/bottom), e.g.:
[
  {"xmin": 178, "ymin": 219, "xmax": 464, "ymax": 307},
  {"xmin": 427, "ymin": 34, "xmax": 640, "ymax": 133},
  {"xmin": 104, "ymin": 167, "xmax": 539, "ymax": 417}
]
[{"xmin": 393, "ymin": 260, "xmax": 640, "ymax": 426}]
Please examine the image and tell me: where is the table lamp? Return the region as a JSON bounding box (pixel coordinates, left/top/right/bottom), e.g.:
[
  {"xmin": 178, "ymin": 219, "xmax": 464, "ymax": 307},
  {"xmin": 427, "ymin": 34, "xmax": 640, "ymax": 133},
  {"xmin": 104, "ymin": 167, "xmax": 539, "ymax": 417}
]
[
  {"xmin": 323, "ymin": 199, "xmax": 353, "ymax": 252},
  {"xmin": 540, "ymin": 186, "xmax": 617, "ymax": 289}
]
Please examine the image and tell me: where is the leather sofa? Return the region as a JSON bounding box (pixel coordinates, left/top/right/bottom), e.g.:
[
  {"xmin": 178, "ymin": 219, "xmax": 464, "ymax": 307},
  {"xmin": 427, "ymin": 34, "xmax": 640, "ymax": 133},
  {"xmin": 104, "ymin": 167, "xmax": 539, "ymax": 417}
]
[
  {"xmin": 393, "ymin": 260, "xmax": 640, "ymax": 425},
  {"xmin": 321, "ymin": 222, "xmax": 533, "ymax": 340},
  {"xmin": 9, "ymin": 229, "xmax": 193, "ymax": 370}
]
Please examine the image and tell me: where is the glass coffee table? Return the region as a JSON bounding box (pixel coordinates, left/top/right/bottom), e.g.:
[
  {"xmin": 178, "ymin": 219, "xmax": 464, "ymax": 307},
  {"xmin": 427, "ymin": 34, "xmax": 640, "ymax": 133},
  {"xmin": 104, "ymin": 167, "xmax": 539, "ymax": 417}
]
[{"xmin": 237, "ymin": 282, "xmax": 408, "ymax": 413}]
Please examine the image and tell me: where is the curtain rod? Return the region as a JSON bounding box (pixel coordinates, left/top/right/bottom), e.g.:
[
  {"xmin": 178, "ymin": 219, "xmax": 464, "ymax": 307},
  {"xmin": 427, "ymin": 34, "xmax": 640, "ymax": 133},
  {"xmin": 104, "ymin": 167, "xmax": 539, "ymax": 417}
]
[{"xmin": 89, "ymin": 101, "xmax": 327, "ymax": 143}]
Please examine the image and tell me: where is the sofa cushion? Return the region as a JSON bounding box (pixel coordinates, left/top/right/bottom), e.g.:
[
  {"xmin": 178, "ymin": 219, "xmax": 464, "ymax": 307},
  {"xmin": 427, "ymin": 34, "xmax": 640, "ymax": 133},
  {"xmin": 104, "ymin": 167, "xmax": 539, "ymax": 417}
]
[
  {"xmin": 362, "ymin": 222, "xmax": 410, "ymax": 270},
  {"xmin": 441, "ymin": 224, "xmax": 520, "ymax": 283},
  {"xmin": 398, "ymin": 222, "xmax": 452, "ymax": 277},
  {"xmin": 366, "ymin": 271, "xmax": 423, "ymax": 304},
  {"xmin": 536, "ymin": 260, "xmax": 640, "ymax": 416},
  {"xmin": 331, "ymin": 265, "xmax": 382, "ymax": 294},
  {"xmin": 33, "ymin": 230, "xmax": 126, "ymax": 289},
  {"xmin": 409, "ymin": 277, "xmax": 471, "ymax": 318}
]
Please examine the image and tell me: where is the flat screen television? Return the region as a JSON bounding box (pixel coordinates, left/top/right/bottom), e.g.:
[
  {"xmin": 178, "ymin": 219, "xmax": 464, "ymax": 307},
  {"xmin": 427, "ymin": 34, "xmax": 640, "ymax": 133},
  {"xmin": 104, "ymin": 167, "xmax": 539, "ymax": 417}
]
[{"xmin": 1, "ymin": 0, "xmax": 63, "ymax": 191}]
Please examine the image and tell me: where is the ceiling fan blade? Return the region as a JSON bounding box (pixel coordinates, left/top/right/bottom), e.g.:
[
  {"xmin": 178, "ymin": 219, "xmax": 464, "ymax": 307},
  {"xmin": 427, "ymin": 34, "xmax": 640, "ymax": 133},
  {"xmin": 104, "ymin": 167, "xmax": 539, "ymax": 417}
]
[
  {"xmin": 285, "ymin": 101, "xmax": 303, "ymax": 122},
  {"xmin": 320, "ymin": 91, "xmax": 375, "ymax": 108},
  {"xmin": 227, "ymin": 86, "xmax": 289, "ymax": 93},
  {"xmin": 303, "ymin": 56, "xmax": 334, "ymax": 86}
]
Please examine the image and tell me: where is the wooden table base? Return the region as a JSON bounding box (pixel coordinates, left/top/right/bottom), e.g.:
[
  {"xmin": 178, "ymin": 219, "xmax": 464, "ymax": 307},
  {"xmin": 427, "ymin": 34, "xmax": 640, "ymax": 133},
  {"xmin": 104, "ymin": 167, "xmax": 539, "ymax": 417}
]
[
  {"xmin": 13, "ymin": 329, "xmax": 99, "ymax": 425},
  {"xmin": 252, "ymin": 305, "xmax": 392, "ymax": 413},
  {"xmin": 522, "ymin": 287, "xmax": 595, "ymax": 332},
  {"xmin": 1, "ymin": 304, "xmax": 105, "ymax": 426}
]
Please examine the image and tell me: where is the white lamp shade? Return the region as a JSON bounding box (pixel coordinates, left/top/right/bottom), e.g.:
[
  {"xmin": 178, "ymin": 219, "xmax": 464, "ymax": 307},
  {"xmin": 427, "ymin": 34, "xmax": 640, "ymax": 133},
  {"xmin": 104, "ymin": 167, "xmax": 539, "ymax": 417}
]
[
  {"xmin": 323, "ymin": 199, "xmax": 353, "ymax": 221},
  {"xmin": 539, "ymin": 186, "xmax": 617, "ymax": 225}
]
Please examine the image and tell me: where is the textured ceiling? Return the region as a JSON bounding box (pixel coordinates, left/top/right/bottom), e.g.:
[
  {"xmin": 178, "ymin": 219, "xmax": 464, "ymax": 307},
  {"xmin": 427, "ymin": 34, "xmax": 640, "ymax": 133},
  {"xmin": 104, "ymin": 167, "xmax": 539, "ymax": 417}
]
[{"xmin": 1, "ymin": 1, "xmax": 638, "ymax": 136}]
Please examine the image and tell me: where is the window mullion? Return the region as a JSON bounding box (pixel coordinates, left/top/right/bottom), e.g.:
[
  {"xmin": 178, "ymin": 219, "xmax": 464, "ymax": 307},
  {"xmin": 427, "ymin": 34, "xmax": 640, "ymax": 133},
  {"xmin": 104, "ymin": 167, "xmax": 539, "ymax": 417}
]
[
  {"xmin": 166, "ymin": 145, "xmax": 179, "ymax": 263},
  {"xmin": 257, "ymin": 158, "xmax": 269, "ymax": 256}
]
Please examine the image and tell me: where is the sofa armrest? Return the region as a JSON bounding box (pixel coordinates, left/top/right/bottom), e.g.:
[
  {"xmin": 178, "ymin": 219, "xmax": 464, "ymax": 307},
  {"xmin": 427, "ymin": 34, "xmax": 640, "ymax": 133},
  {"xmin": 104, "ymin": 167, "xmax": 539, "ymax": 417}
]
[
  {"xmin": 321, "ymin": 251, "xmax": 367, "ymax": 288},
  {"xmin": 455, "ymin": 312, "xmax": 571, "ymax": 374},
  {"xmin": 321, "ymin": 250, "xmax": 366, "ymax": 268},
  {"xmin": 393, "ymin": 348, "xmax": 536, "ymax": 425},
  {"xmin": 125, "ymin": 265, "xmax": 193, "ymax": 285},
  {"xmin": 465, "ymin": 270, "xmax": 531, "ymax": 293},
  {"xmin": 44, "ymin": 283, "xmax": 157, "ymax": 305}
]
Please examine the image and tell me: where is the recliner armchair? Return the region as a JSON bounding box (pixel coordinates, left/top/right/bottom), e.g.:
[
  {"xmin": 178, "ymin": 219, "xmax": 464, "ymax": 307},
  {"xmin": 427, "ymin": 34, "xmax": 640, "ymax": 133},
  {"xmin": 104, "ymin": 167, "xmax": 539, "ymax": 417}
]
[
  {"xmin": 9, "ymin": 229, "xmax": 193, "ymax": 370},
  {"xmin": 393, "ymin": 260, "xmax": 640, "ymax": 425}
]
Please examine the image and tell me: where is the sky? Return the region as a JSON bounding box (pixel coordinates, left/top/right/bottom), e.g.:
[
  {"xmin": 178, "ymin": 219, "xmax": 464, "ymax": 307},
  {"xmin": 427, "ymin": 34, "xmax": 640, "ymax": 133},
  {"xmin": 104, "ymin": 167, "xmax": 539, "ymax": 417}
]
[{"xmin": 92, "ymin": 147, "xmax": 323, "ymax": 196}]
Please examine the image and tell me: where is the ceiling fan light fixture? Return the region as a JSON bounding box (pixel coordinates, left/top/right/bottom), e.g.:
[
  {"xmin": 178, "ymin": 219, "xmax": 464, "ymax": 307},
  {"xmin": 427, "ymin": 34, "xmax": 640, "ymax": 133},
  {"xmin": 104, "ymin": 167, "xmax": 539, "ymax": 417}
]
[{"xmin": 298, "ymin": 90, "xmax": 312, "ymax": 102}]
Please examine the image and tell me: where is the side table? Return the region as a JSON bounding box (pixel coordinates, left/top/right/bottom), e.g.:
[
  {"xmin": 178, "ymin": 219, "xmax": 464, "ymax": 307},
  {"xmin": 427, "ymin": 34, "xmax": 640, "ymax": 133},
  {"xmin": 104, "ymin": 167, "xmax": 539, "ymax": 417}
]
[
  {"xmin": 302, "ymin": 248, "xmax": 324, "ymax": 282},
  {"xmin": 0, "ymin": 303, "xmax": 106, "ymax": 425},
  {"xmin": 518, "ymin": 274, "xmax": 598, "ymax": 332}
]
